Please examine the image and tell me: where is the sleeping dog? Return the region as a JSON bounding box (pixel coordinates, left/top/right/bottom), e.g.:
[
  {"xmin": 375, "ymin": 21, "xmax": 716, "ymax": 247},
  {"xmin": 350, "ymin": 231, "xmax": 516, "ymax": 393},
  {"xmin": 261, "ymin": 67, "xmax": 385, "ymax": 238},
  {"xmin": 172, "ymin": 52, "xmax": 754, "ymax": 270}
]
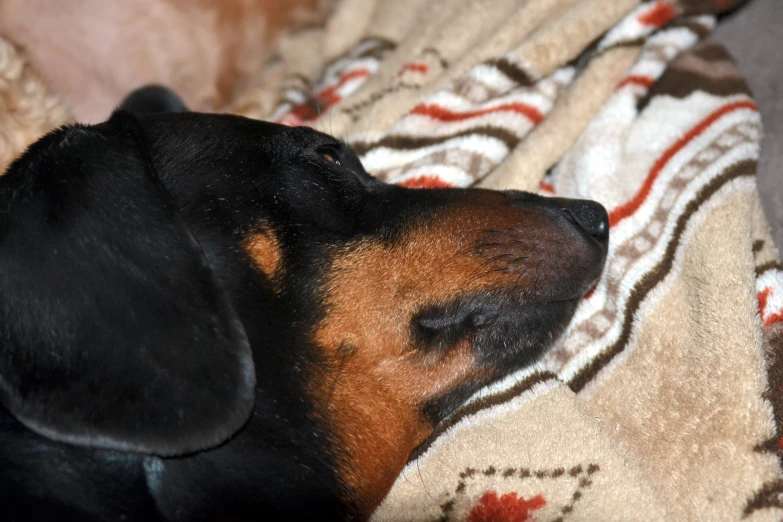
[{"xmin": 0, "ymin": 110, "xmax": 608, "ymax": 521}]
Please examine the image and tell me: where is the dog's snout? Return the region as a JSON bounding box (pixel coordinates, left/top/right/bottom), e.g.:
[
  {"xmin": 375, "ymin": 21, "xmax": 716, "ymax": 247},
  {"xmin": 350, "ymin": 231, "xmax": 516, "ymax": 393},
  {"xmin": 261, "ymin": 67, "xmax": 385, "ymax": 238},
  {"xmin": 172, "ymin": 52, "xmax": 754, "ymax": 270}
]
[{"xmin": 560, "ymin": 200, "xmax": 609, "ymax": 243}]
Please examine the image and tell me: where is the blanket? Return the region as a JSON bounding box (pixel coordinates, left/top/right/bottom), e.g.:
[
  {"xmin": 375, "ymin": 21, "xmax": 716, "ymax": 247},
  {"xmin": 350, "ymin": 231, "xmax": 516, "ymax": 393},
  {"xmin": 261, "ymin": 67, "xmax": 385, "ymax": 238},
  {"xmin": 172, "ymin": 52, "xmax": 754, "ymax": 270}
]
[
  {"xmin": 0, "ymin": 37, "xmax": 69, "ymax": 172},
  {"xmin": 2, "ymin": 0, "xmax": 783, "ymax": 519},
  {"xmin": 231, "ymin": 0, "xmax": 783, "ymax": 520}
]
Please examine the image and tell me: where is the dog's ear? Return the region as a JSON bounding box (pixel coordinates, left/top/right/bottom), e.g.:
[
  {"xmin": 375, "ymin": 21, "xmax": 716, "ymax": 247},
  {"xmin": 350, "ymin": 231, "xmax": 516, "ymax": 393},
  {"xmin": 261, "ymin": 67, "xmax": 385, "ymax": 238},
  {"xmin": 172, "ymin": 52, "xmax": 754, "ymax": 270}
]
[
  {"xmin": 119, "ymin": 84, "xmax": 189, "ymax": 114},
  {"xmin": 0, "ymin": 112, "xmax": 255, "ymax": 456}
]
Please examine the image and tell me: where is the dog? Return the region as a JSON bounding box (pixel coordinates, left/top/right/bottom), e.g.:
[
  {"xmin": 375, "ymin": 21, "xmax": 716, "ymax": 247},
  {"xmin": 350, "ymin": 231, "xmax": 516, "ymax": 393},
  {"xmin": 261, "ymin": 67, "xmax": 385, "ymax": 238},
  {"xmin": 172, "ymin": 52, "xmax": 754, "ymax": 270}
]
[
  {"xmin": 0, "ymin": 109, "xmax": 608, "ymax": 521},
  {"xmin": 0, "ymin": 0, "xmax": 333, "ymax": 123}
]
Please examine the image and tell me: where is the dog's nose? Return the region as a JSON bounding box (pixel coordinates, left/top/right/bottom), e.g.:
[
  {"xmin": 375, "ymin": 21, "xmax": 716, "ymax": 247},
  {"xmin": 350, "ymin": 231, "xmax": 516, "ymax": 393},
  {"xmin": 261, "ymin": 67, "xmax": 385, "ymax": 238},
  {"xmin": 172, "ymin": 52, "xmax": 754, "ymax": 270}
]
[{"xmin": 559, "ymin": 199, "xmax": 609, "ymax": 243}]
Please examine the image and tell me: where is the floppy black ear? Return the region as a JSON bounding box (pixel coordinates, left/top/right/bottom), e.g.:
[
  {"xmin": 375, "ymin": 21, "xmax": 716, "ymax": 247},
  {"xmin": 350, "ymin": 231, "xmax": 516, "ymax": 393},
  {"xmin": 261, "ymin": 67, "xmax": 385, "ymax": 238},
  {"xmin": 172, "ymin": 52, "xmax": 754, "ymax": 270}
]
[
  {"xmin": 0, "ymin": 112, "xmax": 255, "ymax": 456},
  {"xmin": 119, "ymin": 84, "xmax": 188, "ymax": 114}
]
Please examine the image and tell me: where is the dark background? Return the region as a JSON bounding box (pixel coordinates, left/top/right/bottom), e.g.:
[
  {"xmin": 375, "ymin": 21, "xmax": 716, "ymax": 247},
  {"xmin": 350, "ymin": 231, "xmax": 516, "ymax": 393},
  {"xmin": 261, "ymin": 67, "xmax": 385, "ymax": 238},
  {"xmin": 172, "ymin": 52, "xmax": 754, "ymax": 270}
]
[{"xmin": 714, "ymin": 0, "xmax": 783, "ymax": 252}]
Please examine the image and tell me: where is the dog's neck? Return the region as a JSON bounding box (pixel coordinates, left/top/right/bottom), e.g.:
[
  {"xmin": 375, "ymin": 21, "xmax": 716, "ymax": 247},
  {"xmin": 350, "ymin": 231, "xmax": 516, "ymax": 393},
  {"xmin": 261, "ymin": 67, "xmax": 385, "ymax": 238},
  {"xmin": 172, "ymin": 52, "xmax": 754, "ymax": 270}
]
[{"xmin": 317, "ymin": 377, "xmax": 434, "ymax": 518}]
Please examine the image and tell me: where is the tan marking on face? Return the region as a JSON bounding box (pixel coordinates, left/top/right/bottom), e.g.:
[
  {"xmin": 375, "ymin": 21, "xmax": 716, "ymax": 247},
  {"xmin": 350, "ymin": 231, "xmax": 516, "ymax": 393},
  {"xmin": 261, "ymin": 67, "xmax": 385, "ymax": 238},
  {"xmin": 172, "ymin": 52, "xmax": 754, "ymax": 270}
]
[
  {"xmin": 244, "ymin": 225, "xmax": 283, "ymax": 281},
  {"xmin": 320, "ymin": 341, "xmax": 480, "ymax": 517},
  {"xmin": 310, "ymin": 195, "xmax": 553, "ymax": 517}
]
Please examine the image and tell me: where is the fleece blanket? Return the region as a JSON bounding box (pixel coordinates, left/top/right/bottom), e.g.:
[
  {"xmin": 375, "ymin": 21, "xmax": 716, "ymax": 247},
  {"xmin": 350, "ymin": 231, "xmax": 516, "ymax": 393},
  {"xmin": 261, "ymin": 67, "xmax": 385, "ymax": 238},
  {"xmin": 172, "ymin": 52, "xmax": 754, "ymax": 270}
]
[
  {"xmin": 1, "ymin": 0, "xmax": 782, "ymax": 520},
  {"xmin": 228, "ymin": 0, "xmax": 783, "ymax": 520},
  {"xmin": 0, "ymin": 37, "xmax": 69, "ymax": 172}
]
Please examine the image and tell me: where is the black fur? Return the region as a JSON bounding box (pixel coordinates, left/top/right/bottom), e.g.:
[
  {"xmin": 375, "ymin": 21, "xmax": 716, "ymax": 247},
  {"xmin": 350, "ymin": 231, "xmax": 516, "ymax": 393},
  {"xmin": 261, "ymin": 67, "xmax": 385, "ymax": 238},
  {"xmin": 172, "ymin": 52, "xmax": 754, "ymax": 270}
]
[
  {"xmin": 119, "ymin": 85, "xmax": 189, "ymax": 114},
  {"xmin": 0, "ymin": 111, "xmax": 608, "ymax": 521}
]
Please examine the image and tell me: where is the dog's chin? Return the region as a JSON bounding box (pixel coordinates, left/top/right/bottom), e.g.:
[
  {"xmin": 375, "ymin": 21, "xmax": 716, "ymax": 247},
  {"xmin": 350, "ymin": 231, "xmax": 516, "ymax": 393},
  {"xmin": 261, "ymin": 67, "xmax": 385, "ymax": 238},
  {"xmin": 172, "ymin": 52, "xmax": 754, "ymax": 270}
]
[
  {"xmin": 414, "ymin": 275, "xmax": 596, "ymax": 358},
  {"xmin": 420, "ymin": 296, "xmax": 582, "ymax": 425},
  {"xmin": 474, "ymin": 296, "xmax": 579, "ymax": 367}
]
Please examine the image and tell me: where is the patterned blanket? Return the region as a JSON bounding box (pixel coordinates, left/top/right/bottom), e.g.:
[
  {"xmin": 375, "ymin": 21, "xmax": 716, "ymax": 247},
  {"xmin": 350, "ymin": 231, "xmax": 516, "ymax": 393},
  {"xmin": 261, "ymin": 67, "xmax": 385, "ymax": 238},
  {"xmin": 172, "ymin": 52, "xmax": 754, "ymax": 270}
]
[{"xmin": 2, "ymin": 0, "xmax": 782, "ymax": 519}]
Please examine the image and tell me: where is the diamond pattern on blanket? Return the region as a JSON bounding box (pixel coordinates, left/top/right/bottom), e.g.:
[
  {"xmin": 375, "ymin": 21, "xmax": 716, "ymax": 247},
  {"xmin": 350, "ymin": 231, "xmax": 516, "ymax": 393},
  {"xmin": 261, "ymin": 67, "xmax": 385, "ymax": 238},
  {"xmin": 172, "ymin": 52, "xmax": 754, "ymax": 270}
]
[{"xmin": 439, "ymin": 464, "xmax": 599, "ymax": 522}]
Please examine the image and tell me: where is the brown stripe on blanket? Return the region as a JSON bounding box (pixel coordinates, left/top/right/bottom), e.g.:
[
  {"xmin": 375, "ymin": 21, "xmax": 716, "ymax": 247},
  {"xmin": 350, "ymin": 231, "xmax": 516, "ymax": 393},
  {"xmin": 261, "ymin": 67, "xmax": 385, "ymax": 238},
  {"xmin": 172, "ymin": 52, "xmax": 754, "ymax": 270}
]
[
  {"xmin": 748, "ymin": 323, "xmax": 783, "ymax": 515},
  {"xmin": 745, "ymin": 478, "xmax": 783, "ymax": 517},
  {"xmin": 350, "ymin": 126, "xmax": 521, "ymax": 156},
  {"xmin": 667, "ymin": 17, "xmax": 713, "ymax": 40},
  {"xmin": 756, "ymin": 261, "xmax": 783, "ymax": 277},
  {"xmin": 422, "ymin": 47, "xmax": 449, "ymax": 69},
  {"xmin": 409, "ymin": 371, "xmax": 558, "ymax": 461},
  {"xmin": 353, "ymin": 37, "xmax": 398, "ymax": 59},
  {"xmin": 568, "ymin": 159, "xmax": 756, "ymax": 393},
  {"xmin": 638, "ymin": 42, "xmax": 752, "ymax": 112},
  {"xmin": 341, "ymin": 82, "xmax": 422, "ymax": 120},
  {"xmin": 754, "ymin": 325, "xmax": 783, "ymax": 453},
  {"xmin": 320, "ymin": 36, "xmax": 397, "ymax": 66},
  {"xmin": 485, "ymin": 56, "xmax": 535, "ymax": 87},
  {"xmin": 569, "ymin": 35, "xmax": 602, "ymax": 74}
]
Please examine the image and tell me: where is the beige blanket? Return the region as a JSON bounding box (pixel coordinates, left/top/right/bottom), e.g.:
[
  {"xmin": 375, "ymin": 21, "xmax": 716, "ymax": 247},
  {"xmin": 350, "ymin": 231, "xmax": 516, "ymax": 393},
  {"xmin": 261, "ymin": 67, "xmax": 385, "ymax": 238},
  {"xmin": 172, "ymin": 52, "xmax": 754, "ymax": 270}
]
[{"xmin": 2, "ymin": 0, "xmax": 783, "ymax": 519}]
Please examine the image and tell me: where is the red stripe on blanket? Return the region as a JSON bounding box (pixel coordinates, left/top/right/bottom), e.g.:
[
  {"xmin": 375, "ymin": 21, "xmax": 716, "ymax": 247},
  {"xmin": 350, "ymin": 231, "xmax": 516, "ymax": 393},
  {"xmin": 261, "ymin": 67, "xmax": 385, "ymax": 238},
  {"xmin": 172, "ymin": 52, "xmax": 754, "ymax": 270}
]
[
  {"xmin": 759, "ymin": 287, "xmax": 783, "ymax": 327},
  {"xmin": 278, "ymin": 68, "xmax": 372, "ymax": 125},
  {"xmin": 411, "ymin": 102, "xmax": 544, "ymax": 124},
  {"xmin": 617, "ymin": 75, "xmax": 654, "ymax": 89},
  {"xmin": 316, "ymin": 68, "xmax": 371, "ymax": 105},
  {"xmin": 638, "ymin": 1, "xmax": 676, "ymax": 28},
  {"xmin": 609, "ymin": 100, "xmax": 758, "ymax": 228},
  {"xmin": 286, "ymin": 105, "xmax": 318, "ymax": 125},
  {"xmin": 766, "ymin": 312, "xmax": 783, "ymax": 327},
  {"xmin": 399, "ymin": 62, "xmax": 429, "ymax": 76},
  {"xmin": 398, "ymin": 175, "xmax": 453, "ymax": 188},
  {"xmin": 759, "ymin": 287, "xmax": 772, "ymax": 313}
]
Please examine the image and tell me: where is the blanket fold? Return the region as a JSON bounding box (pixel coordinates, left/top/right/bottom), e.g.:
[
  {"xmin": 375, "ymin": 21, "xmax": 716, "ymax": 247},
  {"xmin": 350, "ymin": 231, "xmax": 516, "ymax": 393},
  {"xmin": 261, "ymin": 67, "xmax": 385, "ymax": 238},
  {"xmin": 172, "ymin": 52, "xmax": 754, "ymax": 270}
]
[{"xmin": 2, "ymin": 0, "xmax": 782, "ymax": 519}]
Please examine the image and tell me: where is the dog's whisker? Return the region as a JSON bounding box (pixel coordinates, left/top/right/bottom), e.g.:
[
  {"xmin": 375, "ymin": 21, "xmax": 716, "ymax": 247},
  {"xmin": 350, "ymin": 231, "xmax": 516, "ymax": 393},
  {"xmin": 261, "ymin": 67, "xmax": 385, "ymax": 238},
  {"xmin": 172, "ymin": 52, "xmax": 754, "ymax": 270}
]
[
  {"xmin": 416, "ymin": 456, "xmax": 438, "ymax": 504},
  {"xmin": 316, "ymin": 102, "xmax": 325, "ymax": 134}
]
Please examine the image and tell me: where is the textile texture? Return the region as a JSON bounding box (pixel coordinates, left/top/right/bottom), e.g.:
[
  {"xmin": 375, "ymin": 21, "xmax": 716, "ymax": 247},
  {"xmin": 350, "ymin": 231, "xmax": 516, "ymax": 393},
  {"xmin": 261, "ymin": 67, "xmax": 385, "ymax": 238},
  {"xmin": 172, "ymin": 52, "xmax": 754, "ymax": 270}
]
[
  {"xmin": 231, "ymin": 0, "xmax": 783, "ymax": 519},
  {"xmin": 2, "ymin": 0, "xmax": 783, "ymax": 519}
]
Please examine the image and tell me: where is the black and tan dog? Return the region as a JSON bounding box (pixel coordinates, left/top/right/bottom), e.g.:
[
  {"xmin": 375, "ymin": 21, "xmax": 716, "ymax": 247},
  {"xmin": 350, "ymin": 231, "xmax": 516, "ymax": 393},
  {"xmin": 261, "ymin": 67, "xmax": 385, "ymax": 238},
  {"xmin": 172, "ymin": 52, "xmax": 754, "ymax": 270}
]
[{"xmin": 0, "ymin": 110, "xmax": 608, "ymax": 521}]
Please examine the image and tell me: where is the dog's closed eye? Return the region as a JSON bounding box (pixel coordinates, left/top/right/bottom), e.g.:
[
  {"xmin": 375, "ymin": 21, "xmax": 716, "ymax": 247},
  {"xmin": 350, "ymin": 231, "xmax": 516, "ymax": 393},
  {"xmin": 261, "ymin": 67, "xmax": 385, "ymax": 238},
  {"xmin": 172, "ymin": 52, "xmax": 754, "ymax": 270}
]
[{"xmin": 413, "ymin": 298, "xmax": 498, "ymax": 351}]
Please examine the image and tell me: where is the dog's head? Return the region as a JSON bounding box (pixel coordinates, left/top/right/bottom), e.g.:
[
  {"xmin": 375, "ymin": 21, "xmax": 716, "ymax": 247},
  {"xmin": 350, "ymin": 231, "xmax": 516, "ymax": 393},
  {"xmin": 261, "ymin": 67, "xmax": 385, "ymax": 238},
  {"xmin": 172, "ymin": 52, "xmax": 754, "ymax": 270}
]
[{"xmin": 0, "ymin": 111, "xmax": 607, "ymax": 517}]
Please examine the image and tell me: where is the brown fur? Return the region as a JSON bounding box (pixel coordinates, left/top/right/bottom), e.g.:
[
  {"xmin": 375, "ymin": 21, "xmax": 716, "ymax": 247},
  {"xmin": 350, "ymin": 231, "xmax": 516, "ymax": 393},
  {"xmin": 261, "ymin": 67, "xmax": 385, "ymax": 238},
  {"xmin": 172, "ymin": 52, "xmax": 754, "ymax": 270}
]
[
  {"xmin": 311, "ymin": 193, "xmax": 562, "ymax": 516},
  {"xmin": 245, "ymin": 225, "xmax": 284, "ymax": 282},
  {"xmin": 0, "ymin": 0, "xmax": 332, "ymax": 122}
]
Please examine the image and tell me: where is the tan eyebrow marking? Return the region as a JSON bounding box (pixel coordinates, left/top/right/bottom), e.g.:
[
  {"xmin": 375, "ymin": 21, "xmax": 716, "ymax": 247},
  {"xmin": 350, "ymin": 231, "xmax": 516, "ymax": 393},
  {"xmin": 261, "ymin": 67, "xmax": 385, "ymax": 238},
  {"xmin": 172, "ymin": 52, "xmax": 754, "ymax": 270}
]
[{"xmin": 244, "ymin": 224, "xmax": 283, "ymax": 281}]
